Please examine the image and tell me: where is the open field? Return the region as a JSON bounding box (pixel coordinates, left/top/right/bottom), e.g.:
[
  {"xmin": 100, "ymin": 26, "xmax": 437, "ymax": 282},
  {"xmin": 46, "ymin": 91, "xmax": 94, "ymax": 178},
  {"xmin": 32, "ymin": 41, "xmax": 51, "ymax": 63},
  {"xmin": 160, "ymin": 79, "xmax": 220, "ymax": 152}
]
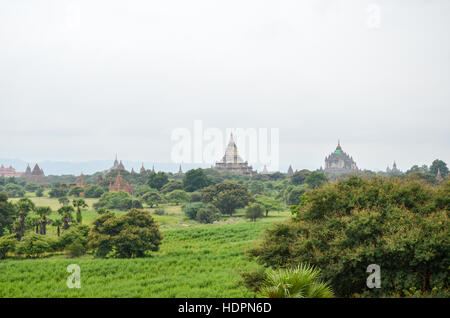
[{"xmin": 1, "ymin": 196, "xmax": 290, "ymax": 297}]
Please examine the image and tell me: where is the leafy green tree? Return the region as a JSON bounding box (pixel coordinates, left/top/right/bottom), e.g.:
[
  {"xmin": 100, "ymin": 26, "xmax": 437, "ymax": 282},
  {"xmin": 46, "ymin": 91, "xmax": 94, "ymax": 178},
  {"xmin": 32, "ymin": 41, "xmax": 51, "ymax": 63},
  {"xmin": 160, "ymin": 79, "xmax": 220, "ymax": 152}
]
[
  {"xmin": 202, "ymin": 182, "xmax": 253, "ymax": 216},
  {"xmin": 291, "ymin": 169, "xmax": 311, "ymax": 185},
  {"xmin": 35, "ymin": 186, "xmax": 44, "ymax": 197},
  {"xmin": 183, "ymin": 169, "xmax": 211, "ymax": 192},
  {"xmin": 247, "ymin": 181, "xmax": 265, "ymax": 195},
  {"xmin": 161, "ymin": 180, "xmax": 183, "ymax": 194},
  {"xmin": 4, "ymin": 184, "xmax": 25, "ymax": 198},
  {"xmin": 49, "ymin": 187, "xmax": 68, "ymax": 198},
  {"xmin": 84, "ymin": 185, "xmax": 104, "ymax": 198},
  {"xmin": 147, "ymin": 171, "xmax": 169, "ymax": 191},
  {"xmin": 88, "ymin": 209, "xmax": 163, "ymax": 258},
  {"xmin": 182, "ymin": 202, "xmax": 205, "ymax": 220},
  {"xmin": 245, "ymin": 203, "xmax": 265, "ymax": 222},
  {"xmin": 69, "ymin": 186, "xmax": 84, "ymax": 197},
  {"xmin": 196, "ymin": 204, "xmax": 220, "ymax": 224},
  {"xmin": 250, "ymin": 177, "xmax": 450, "ymax": 297},
  {"xmin": 25, "ymin": 183, "xmax": 39, "ymax": 192},
  {"xmin": 0, "ymin": 234, "xmax": 17, "ymax": 259},
  {"xmin": 0, "ymin": 192, "xmax": 16, "ymax": 236},
  {"xmin": 58, "ymin": 196, "xmax": 70, "ymax": 206},
  {"xmin": 166, "ymin": 190, "xmax": 190, "ymax": 205},
  {"xmin": 254, "ymin": 195, "xmax": 284, "ymax": 217},
  {"xmin": 259, "ymin": 265, "xmax": 333, "ymax": 298},
  {"xmin": 305, "ymin": 171, "xmax": 328, "ymax": 189},
  {"xmin": 57, "ymin": 205, "xmax": 75, "ymax": 230},
  {"xmin": 72, "ymin": 199, "xmax": 88, "ymax": 224},
  {"xmin": 142, "ymin": 190, "xmax": 162, "ymax": 208},
  {"xmin": 16, "ymin": 232, "xmax": 51, "ymax": 258},
  {"xmin": 94, "ymin": 191, "xmax": 134, "ymax": 211},
  {"xmin": 35, "ymin": 206, "xmax": 52, "ymax": 235},
  {"xmin": 135, "ymin": 185, "xmax": 153, "ymax": 197},
  {"xmin": 15, "ymin": 197, "xmax": 35, "ymax": 240},
  {"xmin": 287, "ymin": 186, "xmax": 306, "ymax": 206},
  {"xmin": 59, "ymin": 224, "xmax": 90, "ymax": 256},
  {"xmin": 430, "ymin": 159, "xmax": 448, "ymax": 178}
]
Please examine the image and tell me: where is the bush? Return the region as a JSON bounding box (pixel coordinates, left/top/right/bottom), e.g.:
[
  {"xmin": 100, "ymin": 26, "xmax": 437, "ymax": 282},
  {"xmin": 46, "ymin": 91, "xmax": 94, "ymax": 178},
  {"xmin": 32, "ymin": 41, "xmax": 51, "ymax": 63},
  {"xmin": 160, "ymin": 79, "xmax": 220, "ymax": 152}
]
[
  {"xmin": 182, "ymin": 202, "xmax": 205, "ymax": 220},
  {"xmin": 4, "ymin": 184, "xmax": 25, "ymax": 198},
  {"xmin": 196, "ymin": 204, "xmax": 220, "ymax": 224},
  {"xmin": 189, "ymin": 192, "xmax": 202, "ymax": 202},
  {"xmin": 94, "ymin": 191, "xmax": 133, "ymax": 211},
  {"xmin": 84, "ymin": 185, "xmax": 104, "ymax": 198},
  {"xmin": 49, "ymin": 187, "xmax": 68, "ymax": 198},
  {"xmin": 59, "ymin": 224, "xmax": 90, "ymax": 251},
  {"xmin": 249, "ymin": 177, "xmax": 450, "ymax": 297},
  {"xmin": 16, "ymin": 232, "xmax": 52, "ymax": 258},
  {"xmin": 89, "ymin": 209, "xmax": 163, "ymax": 258},
  {"xmin": 0, "ymin": 234, "xmax": 17, "ymax": 259},
  {"xmin": 66, "ymin": 240, "xmax": 86, "ymax": 258},
  {"xmin": 35, "ymin": 186, "xmax": 44, "ymax": 197},
  {"xmin": 245, "ymin": 203, "xmax": 265, "ymax": 222},
  {"xmin": 259, "ymin": 264, "xmax": 334, "ymax": 298}
]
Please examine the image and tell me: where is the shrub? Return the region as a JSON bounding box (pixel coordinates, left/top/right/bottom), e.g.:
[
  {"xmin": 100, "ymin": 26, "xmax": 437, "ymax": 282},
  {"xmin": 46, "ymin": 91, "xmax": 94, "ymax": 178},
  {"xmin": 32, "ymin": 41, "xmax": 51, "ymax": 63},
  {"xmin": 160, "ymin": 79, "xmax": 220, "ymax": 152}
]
[
  {"xmin": 59, "ymin": 224, "xmax": 90, "ymax": 251},
  {"xmin": 66, "ymin": 240, "xmax": 86, "ymax": 258},
  {"xmin": 182, "ymin": 202, "xmax": 205, "ymax": 220},
  {"xmin": 35, "ymin": 186, "xmax": 44, "ymax": 197},
  {"xmin": 245, "ymin": 203, "xmax": 265, "ymax": 222},
  {"xmin": 49, "ymin": 187, "xmax": 68, "ymax": 198},
  {"xmin": 84, "ymin": 185, "xmax": 104, "ymax": 198},
  {"xmin": 259, "ymin": 264, "xmax": 334, "ymax": 298},
  {"xmin": 189, "ymin": 192, "xmax": 202, "ymax": 202},
  {"xmin": 89, "ymin": 209, "xmax": 162, "ymax": 258},
  {"xmin": 16, "ymin": 232, "xmax": 52, "ymax": 258},
  {"xmin": 0, "ymin": 234, "xmax": 17, "ymax": 259},
  {"xmin": 94, "ymin": 191, "xmax": 133, "ymax": 211},
  {"xmin": 196, "ymin": 204, "xmax": 220, "ymax": 224}
]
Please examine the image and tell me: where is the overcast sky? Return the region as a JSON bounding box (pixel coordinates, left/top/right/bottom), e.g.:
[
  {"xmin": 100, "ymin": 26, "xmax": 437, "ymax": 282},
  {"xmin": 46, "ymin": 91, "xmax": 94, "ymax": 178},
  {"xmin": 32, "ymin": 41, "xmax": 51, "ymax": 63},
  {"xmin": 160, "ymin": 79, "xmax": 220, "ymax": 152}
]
[{"xmin": 1, "ymin": 0, "xmax": 449, "ymax": 172}]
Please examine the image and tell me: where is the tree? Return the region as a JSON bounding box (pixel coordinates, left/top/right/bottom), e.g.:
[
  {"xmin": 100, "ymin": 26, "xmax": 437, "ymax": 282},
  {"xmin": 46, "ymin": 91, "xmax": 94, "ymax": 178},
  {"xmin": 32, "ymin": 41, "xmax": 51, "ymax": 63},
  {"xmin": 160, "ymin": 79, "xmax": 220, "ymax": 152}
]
[
  {"xmin": 53, "ymin": 218, "xmax": 62, "ymax": 237},
  {"xmin": 291, "ymin": 169, "xmax": 311, "ymax": 185},
  {"xmin": 147, "ymin": 171, "xmax": 169, "ymax": 191},
  {"xmin": 183, "ymin": 169, "xmax": 210, "ymax": 192},
  {"xmin": 245, "ymin": 203, "xmax": 265, "ymax": 222},
  {"xmin": 287, "ymin": 187, "xmax": 306, "ymax": 206},
  {"xmin": 94, "ymin": 191, "xmax": 134, "ymax": 211},
  {"xmin": 182, "ymin": 202, "xmax": 205, "ymax": 220},
  {"xmin": 250, "ymin": 177, "xmax": 450, "ymax": 297},
  {"xmin": 58, "ymin": 196, "xmax": 70, "ymax": 206},
  {"xmin": 202, "ymin": 181, "xmax": 253, "ymax": 216},
  {"xmin": 16, "ymin": 232, "xmax": 51, "ymax": 258},
  {"xmin": 305, "ymin": 171, "xmax": 327, "ymax": 189},
  {"xmin": 15, "ymin": 197, "xmax": 35, "ymax": 240},
  {"xmin": 35, "ymin": 186, "xmax": 44, "ymax": 197},
  {"xmin": 0, "ymin": 192, "xmax": 16, "ymax": 236},
  {"xmin": 88, "ymin": 209, "xmax": 163, "ymax": 258},
  {"xmin": 35, "ymin": 206, "xmax": 52, "ymax": 235},
  {"xmin": 247, "ymin": 181, "xmax": 265, "ymax": 195},
  {"xmin": 57, "ymin": 205, "xmax": 75, "ymax": 230},
  {"xmin": 254, "ymin": 195, "xmax": 284, "ymax": 217},
  {"xmin": 49, "ymin": 187, "xmax": 68, "ymax": 198},
  {"xmin": 196, "ymin": 204, "xmax": 220, "ymax": 224},
  {"xmin": 69, "ymin": 186, "xmax": 84, "ymax": 197},
  {"xmin": 161, "ymin": 180, "xmax": 183, "ymax": 194},
  {"xmin": 430, "ymin": 159, "xmax": 448, "ymax": 178},
  {"xmin": 0, "ymin": 234, "xmax": 17, "ymax": 259},
  {"xmin": 72, "ymin": 199, "xmax": 88, "ymax": 224},
  {"xmin": 166, "ymin": 190, "xmax": 190, "ymax": 205},
  {"xmin": 259, "ymin": 264, "xmax": 333, "ymax": 298},
  {"xmin": 142, "ymin": 190, "xmax": 162, "ymax": 208},
  {"xmin": 4, "ymin": 184, "xmax": 25, "ymax": 198},
  {"xmin": 84, "ymin": 185, "xmax": 104, "ymax": 198}
]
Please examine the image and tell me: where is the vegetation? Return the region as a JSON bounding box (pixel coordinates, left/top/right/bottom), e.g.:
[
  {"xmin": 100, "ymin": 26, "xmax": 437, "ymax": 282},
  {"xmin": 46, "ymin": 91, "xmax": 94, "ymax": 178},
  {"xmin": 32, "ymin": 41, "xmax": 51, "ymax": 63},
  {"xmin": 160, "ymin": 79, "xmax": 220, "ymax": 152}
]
[
  {"xmin": 249, "ymin": 177, "xmax": 450, "ymax": 297},
  {"xmin": 202, "ymin": 181, "xmax": 253, "ymax": 216}
]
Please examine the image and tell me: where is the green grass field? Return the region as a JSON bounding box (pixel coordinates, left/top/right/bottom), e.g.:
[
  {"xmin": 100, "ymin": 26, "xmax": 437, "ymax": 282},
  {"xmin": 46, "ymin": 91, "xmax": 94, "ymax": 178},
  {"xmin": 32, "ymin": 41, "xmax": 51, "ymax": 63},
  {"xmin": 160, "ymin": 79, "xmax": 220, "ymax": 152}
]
[{"xmin": 1, "ymin": 195, "xmax": 290, "ymax": 297}]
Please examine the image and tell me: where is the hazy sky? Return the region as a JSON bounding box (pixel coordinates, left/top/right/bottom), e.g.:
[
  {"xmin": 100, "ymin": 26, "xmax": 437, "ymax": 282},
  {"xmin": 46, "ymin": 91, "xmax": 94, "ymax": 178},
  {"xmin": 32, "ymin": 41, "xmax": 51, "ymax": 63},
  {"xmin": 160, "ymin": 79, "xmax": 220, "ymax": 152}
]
[{"xmin": 1, "ymin": 0, "xmax": 449, "ymax": 172}]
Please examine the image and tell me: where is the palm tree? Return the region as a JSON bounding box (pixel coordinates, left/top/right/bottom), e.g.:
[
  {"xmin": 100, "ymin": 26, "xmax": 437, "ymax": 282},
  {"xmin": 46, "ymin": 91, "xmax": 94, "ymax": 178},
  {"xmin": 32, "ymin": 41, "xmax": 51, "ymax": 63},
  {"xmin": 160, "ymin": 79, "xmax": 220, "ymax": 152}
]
[
  {"xmin": 15, "ymin": 197, "xmax": 35, "ymax": 240},
  {"xmin": 259, "ymin": 264, "xmax": 334, "ymax": 298},
  {"xmin": 72, "ymin": 199, "xmax": 88, "ymax": 224},
  {"xmin": 58, "ymin": 196, "xmax": 70, "ymax": 206},
  {"xmin": 35, "ymin": 206, "xmax": 52, "ymax": 235},
  {"xmin": 53, "ymin": 218, "xmax": 62, "ymax": 237},
  {"xmin": 57, "ymin": 205, "xmax": 75, "ymax": 230}
]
